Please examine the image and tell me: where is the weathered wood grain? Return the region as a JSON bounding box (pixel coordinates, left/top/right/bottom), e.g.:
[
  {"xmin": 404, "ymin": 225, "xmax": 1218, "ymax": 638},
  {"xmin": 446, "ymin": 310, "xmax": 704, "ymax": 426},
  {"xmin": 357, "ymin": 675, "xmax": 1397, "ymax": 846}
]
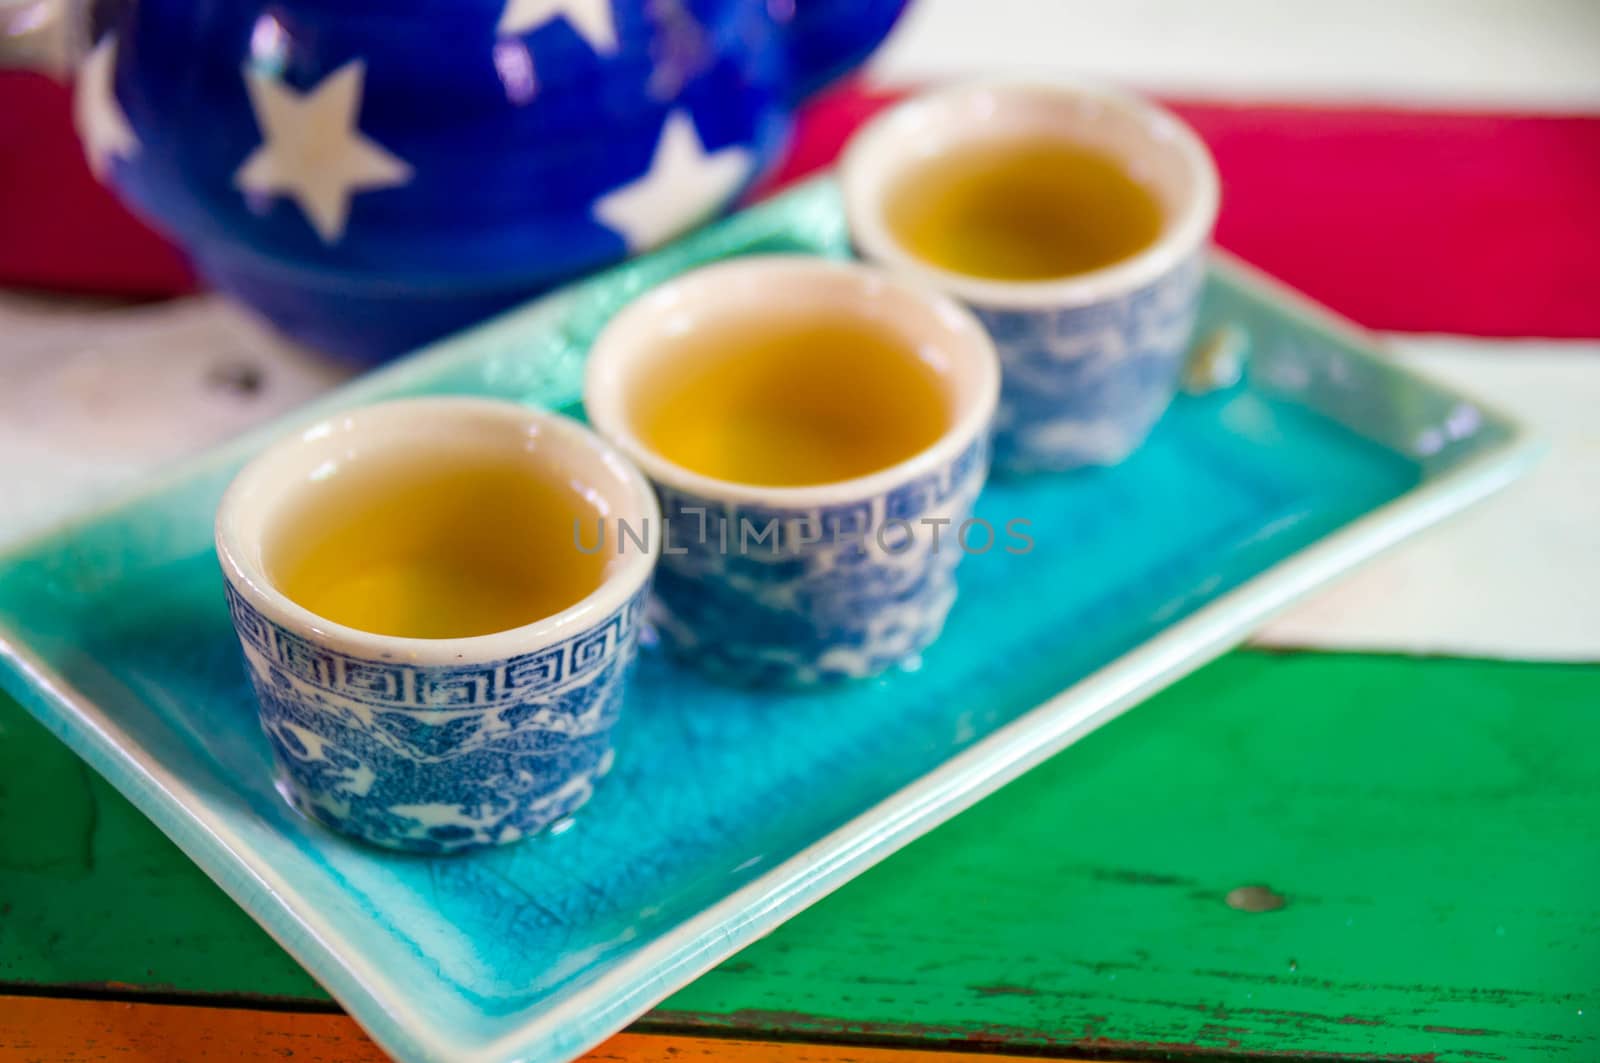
[
  {"xmin": 3, "ymin": 651, "xmax": 1597, "ymax": 1061},
  {"xmin": 0, "ymin": 701, "xmax": 319, "ymax": 999},
  {"xmin": 0, "ymin": 996, "xmax": 386, "ymax": 1063},
  {"xmin": 2, "ymin": 996, "xmax": 1130, "ymax": 1063}
]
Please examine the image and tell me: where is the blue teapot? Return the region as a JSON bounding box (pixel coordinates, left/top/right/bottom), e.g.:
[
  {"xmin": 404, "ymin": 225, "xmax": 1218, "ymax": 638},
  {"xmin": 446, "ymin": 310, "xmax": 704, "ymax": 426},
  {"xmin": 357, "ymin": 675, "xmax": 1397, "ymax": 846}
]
[{"xmin": 54, "ymin": 0, "xmax": 907, "ymax": 361}]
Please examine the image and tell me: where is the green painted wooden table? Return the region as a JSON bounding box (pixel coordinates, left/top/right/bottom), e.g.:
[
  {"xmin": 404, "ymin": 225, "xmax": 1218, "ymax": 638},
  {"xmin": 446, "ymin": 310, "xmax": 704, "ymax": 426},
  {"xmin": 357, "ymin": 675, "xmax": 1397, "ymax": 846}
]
[{"xmin": 2, "ymin": 648, "xmax": 1596, "ymax": 1060}]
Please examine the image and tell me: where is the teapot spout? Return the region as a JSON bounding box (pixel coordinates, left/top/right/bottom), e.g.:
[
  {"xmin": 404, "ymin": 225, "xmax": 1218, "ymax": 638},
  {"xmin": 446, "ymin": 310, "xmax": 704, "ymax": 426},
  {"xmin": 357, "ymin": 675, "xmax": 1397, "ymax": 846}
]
[{"xmin": 781, "ymin": 0, "xmax": 908, "ymax": 102}]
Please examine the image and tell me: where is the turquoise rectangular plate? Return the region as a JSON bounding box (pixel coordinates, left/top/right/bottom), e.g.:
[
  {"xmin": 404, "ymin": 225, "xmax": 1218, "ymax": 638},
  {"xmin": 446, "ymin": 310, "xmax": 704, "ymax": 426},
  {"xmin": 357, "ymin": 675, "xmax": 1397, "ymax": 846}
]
[{"xmin": 0, "ymin": 181, "xmax": 1537, "ymax": 1063}]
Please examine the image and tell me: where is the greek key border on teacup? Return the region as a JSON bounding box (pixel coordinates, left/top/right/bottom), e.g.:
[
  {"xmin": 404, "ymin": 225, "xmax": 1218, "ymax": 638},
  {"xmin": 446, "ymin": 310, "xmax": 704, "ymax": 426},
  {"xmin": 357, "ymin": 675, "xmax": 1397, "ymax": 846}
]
[
  {"xmin": 654, "ymin": 436, "xmax": 987, "ymax": 550},
  {"xmin": 222, "ymin": 580, "xmax": 646, "ymax": 710}
]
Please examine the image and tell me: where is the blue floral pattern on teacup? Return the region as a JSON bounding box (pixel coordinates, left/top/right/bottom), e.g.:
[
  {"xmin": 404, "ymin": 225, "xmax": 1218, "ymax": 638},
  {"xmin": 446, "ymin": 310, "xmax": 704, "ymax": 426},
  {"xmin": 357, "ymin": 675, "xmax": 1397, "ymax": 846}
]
[
  {"xmin": 223, "ymin": 580, "xmax": 647, "ymax": 852},
  {"xmin": 648, "ymin": 437, "xmax": 989, "ymax": 686},
  {"xmin": 980, "ymin": 254, "xmax": 1204, "ymax": 474}
]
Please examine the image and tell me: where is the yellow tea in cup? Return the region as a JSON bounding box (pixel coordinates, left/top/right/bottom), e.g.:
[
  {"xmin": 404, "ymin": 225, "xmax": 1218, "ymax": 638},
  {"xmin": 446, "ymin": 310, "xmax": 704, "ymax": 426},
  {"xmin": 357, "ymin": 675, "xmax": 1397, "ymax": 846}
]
[
  {"xmin": 266, "ymin": 449, "xmax": 608, "ymax": 639},
  {"xmin": 628, "ymin": 312, "xmax": 952, "ymax": 486},
  {"xmin": 884, "ymin": 136, "xmax": 1164, "ymax": 282}
]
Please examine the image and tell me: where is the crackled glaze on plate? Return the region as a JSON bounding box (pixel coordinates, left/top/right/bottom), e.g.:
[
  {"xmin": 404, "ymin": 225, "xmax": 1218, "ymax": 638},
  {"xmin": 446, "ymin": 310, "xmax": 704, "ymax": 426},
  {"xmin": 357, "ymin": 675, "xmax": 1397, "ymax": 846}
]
[{"xmin": 0, "ymin": 181, "xmax": 1535, "ymax": 1063}]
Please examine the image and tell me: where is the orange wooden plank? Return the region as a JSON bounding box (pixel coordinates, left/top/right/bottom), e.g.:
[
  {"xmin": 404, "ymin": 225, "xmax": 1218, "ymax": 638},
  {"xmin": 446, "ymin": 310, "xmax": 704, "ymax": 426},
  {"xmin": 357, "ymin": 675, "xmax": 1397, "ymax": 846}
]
[
  {"xmin": 0, "ymin": 995, "xmax": 1139, "ymax": 1063},
  {"xmin": 0, "ymin": 996, "xmax": 385, "ymax": 1063}
]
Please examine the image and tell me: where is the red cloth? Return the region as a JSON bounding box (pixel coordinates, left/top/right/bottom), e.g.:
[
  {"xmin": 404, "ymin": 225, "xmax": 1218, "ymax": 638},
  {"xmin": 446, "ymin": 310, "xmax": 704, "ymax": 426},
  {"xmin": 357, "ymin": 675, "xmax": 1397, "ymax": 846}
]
[
  {"xmin": 0, "ymin": 72, "xmax": 194, "ymax": 296},
  {"xmin": 4, "ymin": 73, "xmax": 1597, "ymax": 337},
  {"xmin": 763, "ymin": 84, "xmax": 1600, "ymax": 339}
]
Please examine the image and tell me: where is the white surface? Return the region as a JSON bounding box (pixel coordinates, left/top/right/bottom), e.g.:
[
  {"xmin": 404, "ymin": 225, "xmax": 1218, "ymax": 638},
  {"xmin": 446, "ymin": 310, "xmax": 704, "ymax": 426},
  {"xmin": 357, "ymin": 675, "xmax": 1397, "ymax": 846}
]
[
  {"xmin": 871, "ymin": 0, "xmax": 1600, "ymax": 111},
  {"xmin": 1256, "ymin": 338, "xmax": 1600, "ymax": 661},
  {"xmin": 0, "ymin": 292, "xmax": 351, "ymax": 544}
]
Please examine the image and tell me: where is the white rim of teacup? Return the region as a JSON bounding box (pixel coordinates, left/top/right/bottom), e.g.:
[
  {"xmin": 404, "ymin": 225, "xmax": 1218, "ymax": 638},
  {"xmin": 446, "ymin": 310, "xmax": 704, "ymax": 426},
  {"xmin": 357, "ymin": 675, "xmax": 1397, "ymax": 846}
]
[
  {"xmin": 583, "ymin": 254, "xmax": 1001, "ymax": 508},
  {"xmin": 215, "ymin": 397, "xmax": 660, "ymax": 666},
  {"xmin": 840, "ymin": 78, "xmax": 1221, "ymax": 310}
]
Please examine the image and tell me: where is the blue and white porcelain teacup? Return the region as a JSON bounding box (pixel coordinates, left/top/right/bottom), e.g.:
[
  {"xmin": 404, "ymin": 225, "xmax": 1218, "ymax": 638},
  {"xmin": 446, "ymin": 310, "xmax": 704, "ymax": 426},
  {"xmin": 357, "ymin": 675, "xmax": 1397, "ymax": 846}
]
[
  {"xmin": 584, "ymin": 256, "xmax": 1001, "ymax": 687},
  {"xmin": 215, "ymin": 398, "xmax": 659, "ymax": 853},
  {"xmin": 842, "ymin": 80, "xmax": 1221, "ymax": 474}
]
